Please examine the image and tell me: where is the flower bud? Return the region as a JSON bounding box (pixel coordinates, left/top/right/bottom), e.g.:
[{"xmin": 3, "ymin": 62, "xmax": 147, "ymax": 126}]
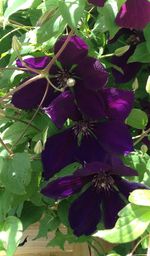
[
  {"xmin": 141, "ymin": 144, "xmax": 148, "ymax": 154},
  {"xmin": 66, "ymin": 78, "xmax": 76, "ymax": 87},
  {"xmin": 132, "ymin": 78, "xmax": 139, "ymax": 91},
  {"xmin": 34, "ymin": 140, "xmax": 43, "ymax": 154},
  {"xmin": 146, "ymin": 75, "xmax": 150, "ymax": 94},
  {"xmin": 12, "ymin": 36, "xmax": 22, "ymax": 53},
  {"xmin": 115, "ymin": 45, "xmax": 130, "ymax": 57}
]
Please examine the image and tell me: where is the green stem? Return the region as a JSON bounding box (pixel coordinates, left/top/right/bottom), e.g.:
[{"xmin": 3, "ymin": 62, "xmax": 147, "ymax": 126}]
[{"xmin": 134, "ymin": 127, "xmax": 150, "ymax": 146}]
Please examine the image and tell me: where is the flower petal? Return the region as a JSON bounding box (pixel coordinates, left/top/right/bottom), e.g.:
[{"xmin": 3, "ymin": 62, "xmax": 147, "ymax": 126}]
[
  {"xmin": 41, "ymin": 175, "xmax": 87, "ymax": 199},
  {"xmin": 115, "ymin": 0, "xmax": 150, "ymax": 30},
  {"xmin": 75, "ymin": 162, "xmax": 110, "ymax": 177},
  {"xmin": 111, "ymin": 157, "xmax": 138, "ymax": 176},
  {"xmin": 103, "ymin": 88, "xmax": 134, "ymax": 120},
  {"xmin": 94, "ymin": 121, "xmax": 133, "ymax": 155},
  {"xmin": 69, "ymin": 187, "xmax": 101, "ymax": 236},
  {"xmin": 75, "ymin": 57, "xmax": 108, "ymax": 90},
  {"xmin": 88, "ymin": 0, "xmax": 105, "ymax": 7},
  {"xmin": 115, "ymin": 177, "xmax": 149, "ymax": 199},
  {"xmin": 54, "ymin": 36, "xmax": 88, "ymax": 67},
  {"xmin": 16, "ymin": 56, "xmax": 51, "ymax": 69},
  {"xmin": 74, "ymin": 84, "xmax": 106, "ymax": 120},
  {"xmin": 12, "ymin": 78, "xmax": 54, "ymax": 109},
  {"xmin": 43, "ymin": 91, "xmax": 80, "ymax": 128},
  {"xmin": 102, "ymin": 190, "xmax": 125, "ymax": 229},
  {"xmin": 76, "ymin": 136, "xmax": 107, "ymax": 164},
  {"xmin": 41, "ymin": 129, "xmax": 77, "ymax": 180},
  {"xmin": 111, "ymin": 47, "xmax": 141, "ymax": 83}
]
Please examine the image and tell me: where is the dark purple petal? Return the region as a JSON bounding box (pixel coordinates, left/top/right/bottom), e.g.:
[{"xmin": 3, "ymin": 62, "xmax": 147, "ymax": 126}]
[
  {"xmin": 111, "ymin": 157, "xmax": 138, "ymax": 176},
  {"xmin": 69, "ymin": 187, "xmax": 101, "ymax": 236},
  {"xmin": 111, "ymin": 47, "xmax": 141, "ymax": 83},
  {"xmin": 94, "ymin": 121, "xmax": 133, "ymax": 155},
  {"xmin": 54, "ymin": 36, "xmax": 88, "ymax": 67},
  {"xmin": 102, "ymin": 190, "xmax": 125, "ymax": 229},
  {"xmin": 75, "ymin": 161, "xmax": 110, "ymax": 177},
  {"xmin": 12, "ymin": 78, "xmax": 54, "ymax": 109},
  {"xmin": 115, "ymin": 0, "xmax": 150, "ymax": 30},
  {"xmin": 88, "ymin": 0, "xmax": 105, "ymax": 6},
  {"xmin": 43, "ymin": 91, "xmax": 80, "ymax": 128},
  {"xmin": 115, "ymin": 177, "xmax": 149, "ymax": 199},
  {"xmin": 16, "ymin": 56, "xmax": 51, "ymax": 69},
  {"xmin": 41, "ymin": 129, "xmax": 77, "ymax": 180},
  {"xmin": 103, "ymin": 88, "xmax": 134, "ymax": 120},
  {"xmin": 41, "ymin": 175, "xmax": 87, "ymax": 199},
  {"xmin": 76, "ymin": 136, "xmax": 107, "ymax": 164},
  {"xmin": 74, "ymin": 84, "xmax": 106, "ymax": 120},
  {"xmin": 75, "ymin": 57, "xmax": 108, "ymax": 90}
]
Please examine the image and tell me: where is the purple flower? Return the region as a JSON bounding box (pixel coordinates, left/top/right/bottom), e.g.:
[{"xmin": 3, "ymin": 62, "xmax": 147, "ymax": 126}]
[
  {"xmin": 115, "ymin": 0, "xmax": 150, "ymax": 30},
  {"xmin": 111, "ymin": 46, "xmax": 141, "ymax": 83},
  {"xmin": 12, "ymin": 36, "xmax": 108, "ymax": 122},
  {"xmin": 41, "ymin": 160, "xmax": 147, "ymax": 236},
  {"xmin": 88, "ymin": 0, "xmax": 105, "ymax": 7},
  {"xmin": 42, "ymin": 96, "xmax": 134, "ymax": 180}
]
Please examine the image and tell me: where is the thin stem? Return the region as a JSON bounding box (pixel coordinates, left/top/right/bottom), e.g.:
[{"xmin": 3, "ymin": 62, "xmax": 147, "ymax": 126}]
[
  {"xmin": 134, "ymin": 127, "xmax": 150, "ymax": 146},
  {"xmin": 46, "ymin": 76, "xmax": 64, "ymax": 92},
  {"xmin": 99, "ymin": 53, "xmax": 114, "ymax": 59},
  {"xmin": 0, "ymin": 74, "xmax": 43, "ymax": 104},
  {"xmin": 0, "ymin": 137, "xmax": 14, "ymax": 156},
  {"xmin": 88, "ymin": 241, "xmax": 101, "ymax": 256},
  {"xmin": 43, "ymin": 29, "xmax": 74, "ymax": 73},
  {"xmin": 12, "ymin": 83, "xmax": 49, "ymax": 148},
  {"xmin": 0, "ymin": 67, "xmax": 27, "ymax": 71},
  {"xmin": 0, "ymin": 27, "xmax": 21, "ymax": 42},
  {"xmin": 129, "ymin": 234, "xmax": 150, "ymax": 256}
]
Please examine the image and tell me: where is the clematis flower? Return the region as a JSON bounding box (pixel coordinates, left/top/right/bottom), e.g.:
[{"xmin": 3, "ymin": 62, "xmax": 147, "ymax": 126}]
[
  {"xmin": 41, "ymin": 87, "xmax": 134, "ymax": 179},
  {"xmin": 115, "ymin": 0, "xmax": 150, "ymax": 30},
  {"xmin": 88, "ymin": 0, "xmax": 105, "ymax": 7},
  {"xmin": 41, "ymin": 160, "xmax": 147, "ymax": 236},
  {"xmin": 12, "ymin": 36, "xmax": 108, "ymax": 122},
  {"xmin": 111, "ymin": 46, "xmax": 141, "ymax": 83}
]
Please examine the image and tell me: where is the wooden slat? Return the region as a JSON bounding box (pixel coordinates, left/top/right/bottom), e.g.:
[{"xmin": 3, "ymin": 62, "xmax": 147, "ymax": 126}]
[{"xmin": 0, "ymin": 223, "xmax": 90, "ymax": 256}]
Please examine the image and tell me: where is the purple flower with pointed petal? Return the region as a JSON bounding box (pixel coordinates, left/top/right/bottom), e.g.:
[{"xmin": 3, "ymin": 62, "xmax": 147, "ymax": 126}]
[
  {"xmin": 12, "ymin": 36, "xmax": 108, "ymax": 122},
  {"xmin": 42, "ymin": 114, "xmax": 133, "ymax": 179},
  {"xmin": 111, "ymin": 46, "xmax": 141, "ymax": 83},
  {"xmin": 115, "ymin": 0, "xmax": 150, "ymax": 30},
  {"xmin": 88, "ymin": 0, "xmax": 105, "ymax": 7},
  {"xmin": 41, "ymin": 160, "xmax": 148, "ymax": 236}
]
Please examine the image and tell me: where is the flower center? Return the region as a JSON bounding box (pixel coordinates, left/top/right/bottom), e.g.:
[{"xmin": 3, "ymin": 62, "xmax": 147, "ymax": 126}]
[
  {"xmin": 73, "ymin": 121, "xmax": 94, "ymax": 137},
  {"xmin": 92, "ymin": 173, "xmax": 114, "ymax": 191}
]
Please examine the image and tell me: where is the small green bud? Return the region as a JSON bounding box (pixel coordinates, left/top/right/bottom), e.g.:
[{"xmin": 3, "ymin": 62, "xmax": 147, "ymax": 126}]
[
  {"xmin": 34, "ymin": 140, "xmax": 43, "ymax": 154},
  {"xmin": 66, "ymin": 78, "xmax": 76, "ymax": 87},
  {"xmin": 132, "ymin": 78, "xmax": 139, "ymax": 91},
  {"xmin": 141, "ymin": 144, "xmax": 148, "ymax": 154},
  {"xmin": 12, "ymin": 36, "xmax": 22, "ymax": 53},
  {"xmin": 146, "ymin": 75, "xmax": 150, "ymax": 94},
  {"xmin": 115, "ymin": 45, "xmax": 130, "ymax": 57}
]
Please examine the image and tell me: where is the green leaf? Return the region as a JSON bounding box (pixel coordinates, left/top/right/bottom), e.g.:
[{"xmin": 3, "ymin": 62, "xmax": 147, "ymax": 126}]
[
  {"xmin": 20, "ymin": 201, "xmax": 45, "ymax": 230},
  {"xmin": 144, "ymin": 23, "xmax": 150, "ymax": 54},
  {"xmin": 100, "ymin": 0, "xmax": 119, "ymax": 38},
  {"xmin": 59, "ymin": 0, "xmax": 85, "ymax": 29},
  {"xmin": 0, "ymin": 153, "xmax": 32, "ymax": 195},
  {"xmin": 36, "ymin": 10, "xmax": 66, "ymax": 43},
  {"xmin": 4, "ymin": 0, "xmax": 35, "ymax": 20},
  {"xmin": 0, "ymin": 190, "xmax": 13, "ymax": 222},
  {"xmin": 128, "ymin": 42, "xmax": 150, "ymax": 63},
  {"xmin": 0, "ymin": 216, "xmax": 23, "ymax": 256},
  {"xmin": 129, "ymin": 189, "xmax": 150, "ymax": 207},
  {"xmin": 93, "ymin": 204, "xmax": 150, "ymax": 243},
  {"xmin": 47, "ymin": 230, "xmax": 67, "ymax": 250},
  {"xmin": 126, "ymin": 108, "xmax": 148, "ymax": 129},
  {"xmin": 1, "ymin": 121, "xmax": 35, "ymax": 145},
  {"xmin": 52, "ymin": 162, "xmax": 82, "ymax": 179}
]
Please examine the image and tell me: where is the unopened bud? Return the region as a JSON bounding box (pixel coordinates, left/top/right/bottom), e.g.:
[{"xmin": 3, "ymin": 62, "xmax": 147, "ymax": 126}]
[
  {"xmin": 132, "ymin": 78, "xmax": 139, "ymax": 91},
  {"xmin": 115, "ymin": 45, "xmax": 130, "ymax": 57},
  {"xmin": 146, "ymin": 75, "xmax": 150, "ymax": 94},
  {"xmin": 34, "ymin": 140, "xmax": 43, "ymax": 154},
  {"xmin": 12, "ymin": 36, "xmax": 22, "ymax": 53},
  {"xmin": 66, "ymin": 78, "xmax": 76, "ymax": 87},
  {"xmin": 141, "ymin": 144, "xmax": 148, "ymax": 153}
]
